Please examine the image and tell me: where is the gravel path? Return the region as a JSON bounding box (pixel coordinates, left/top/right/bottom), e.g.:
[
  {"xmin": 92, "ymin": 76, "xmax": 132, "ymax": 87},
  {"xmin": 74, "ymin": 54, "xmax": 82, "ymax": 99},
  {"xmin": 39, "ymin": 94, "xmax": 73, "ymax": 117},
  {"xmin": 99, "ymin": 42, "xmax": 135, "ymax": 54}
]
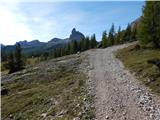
[{"xmin": 87, "ymin": 43, "xmax": 160, "ymax": 120}]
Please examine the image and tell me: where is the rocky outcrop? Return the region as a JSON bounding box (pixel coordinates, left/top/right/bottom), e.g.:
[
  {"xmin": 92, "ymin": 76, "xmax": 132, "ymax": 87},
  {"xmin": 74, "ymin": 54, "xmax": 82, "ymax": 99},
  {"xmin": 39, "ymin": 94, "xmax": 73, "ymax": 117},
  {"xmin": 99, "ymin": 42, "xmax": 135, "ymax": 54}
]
[
  {"xmin": 69, "ymin": 28, "xmax": 85, "ymax": 41},
  {"xmin": 130, "ymin": 17, "xmax": 141, "ymax": 30}
]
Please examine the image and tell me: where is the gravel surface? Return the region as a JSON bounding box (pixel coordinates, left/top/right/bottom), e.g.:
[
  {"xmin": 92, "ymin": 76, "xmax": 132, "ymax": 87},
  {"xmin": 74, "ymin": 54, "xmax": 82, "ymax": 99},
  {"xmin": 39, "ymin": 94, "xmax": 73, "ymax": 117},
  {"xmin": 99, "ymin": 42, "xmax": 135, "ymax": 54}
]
[{"xmin": 87, "ymin": 43, "xmax": 160, "ymax": 120}]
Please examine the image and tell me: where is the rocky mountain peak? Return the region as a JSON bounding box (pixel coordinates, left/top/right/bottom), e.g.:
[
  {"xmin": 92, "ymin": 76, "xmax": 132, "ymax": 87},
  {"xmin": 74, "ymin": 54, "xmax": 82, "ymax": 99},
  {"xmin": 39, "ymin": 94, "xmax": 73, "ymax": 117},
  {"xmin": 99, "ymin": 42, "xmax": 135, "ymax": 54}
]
[
  {"xmin": 69, "ymin": 28, "xmax": 85, "ymax": 41},
  {"xmin": 72, "ymin": 28, "xmax": 76, "ymax": 34}
]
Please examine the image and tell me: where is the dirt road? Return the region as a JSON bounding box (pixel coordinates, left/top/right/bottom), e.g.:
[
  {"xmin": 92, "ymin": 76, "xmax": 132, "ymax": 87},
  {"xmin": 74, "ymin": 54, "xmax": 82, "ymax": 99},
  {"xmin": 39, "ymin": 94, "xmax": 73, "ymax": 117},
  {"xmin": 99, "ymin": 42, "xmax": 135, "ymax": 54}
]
[{"xmin": 87, "ymin": 43, "xmax": 160, "ymax": 120}]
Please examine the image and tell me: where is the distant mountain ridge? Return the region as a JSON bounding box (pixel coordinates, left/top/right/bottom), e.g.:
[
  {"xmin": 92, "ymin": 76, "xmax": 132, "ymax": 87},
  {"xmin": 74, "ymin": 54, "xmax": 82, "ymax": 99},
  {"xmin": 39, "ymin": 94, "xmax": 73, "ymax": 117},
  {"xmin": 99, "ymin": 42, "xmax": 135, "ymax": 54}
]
[
  {"xmin": 15, "ymin": 40, "xmax": 44, "ymax": 47},
  {"xmin": 1, "ymin": 28, "xmax": 85, "ymax": 56}
]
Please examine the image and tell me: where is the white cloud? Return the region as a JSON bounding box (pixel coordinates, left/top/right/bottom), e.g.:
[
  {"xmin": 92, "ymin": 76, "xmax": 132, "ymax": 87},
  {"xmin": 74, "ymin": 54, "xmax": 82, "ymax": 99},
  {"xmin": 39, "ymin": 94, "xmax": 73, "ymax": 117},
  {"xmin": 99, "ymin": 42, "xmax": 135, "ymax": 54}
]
[{"xmin": 0, "ymin": 3, "xmax": 33, "ymax": 45}]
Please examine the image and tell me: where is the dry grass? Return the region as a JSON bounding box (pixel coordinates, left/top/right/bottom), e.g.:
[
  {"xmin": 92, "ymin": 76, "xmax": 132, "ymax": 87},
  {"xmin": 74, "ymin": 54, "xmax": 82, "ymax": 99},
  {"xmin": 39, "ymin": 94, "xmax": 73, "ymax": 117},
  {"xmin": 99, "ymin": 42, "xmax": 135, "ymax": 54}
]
[
  {"xmin": 116, "ymin": 44, "xmax": 160, "ymax": 94},
  {"xmin": 1, "ymin": 54, "xmax": 94, "ymax": 120}
]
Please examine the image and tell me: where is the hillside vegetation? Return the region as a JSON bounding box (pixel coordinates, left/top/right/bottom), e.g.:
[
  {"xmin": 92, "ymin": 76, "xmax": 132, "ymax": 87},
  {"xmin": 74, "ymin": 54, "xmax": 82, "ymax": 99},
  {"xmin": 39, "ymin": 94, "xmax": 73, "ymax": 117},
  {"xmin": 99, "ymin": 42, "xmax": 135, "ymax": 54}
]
[
  {"xmin": 116, "ymin": 44, "xmax": 160, "ymax": 94},
  {"xmin": 1, "ymin": 54, "xmax": 94, "ymax": 120},
  {"xmin": 116, "ymin": 1, "xmax": 160, "ymax": 95}
]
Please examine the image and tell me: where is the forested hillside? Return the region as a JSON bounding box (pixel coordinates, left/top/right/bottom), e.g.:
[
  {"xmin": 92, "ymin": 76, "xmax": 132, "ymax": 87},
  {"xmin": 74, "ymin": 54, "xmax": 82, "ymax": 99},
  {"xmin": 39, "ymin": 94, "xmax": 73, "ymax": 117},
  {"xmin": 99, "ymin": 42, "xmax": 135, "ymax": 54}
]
[{"xmin": 117, "ymin": 1, "xmax": 160, "ymax": 94}]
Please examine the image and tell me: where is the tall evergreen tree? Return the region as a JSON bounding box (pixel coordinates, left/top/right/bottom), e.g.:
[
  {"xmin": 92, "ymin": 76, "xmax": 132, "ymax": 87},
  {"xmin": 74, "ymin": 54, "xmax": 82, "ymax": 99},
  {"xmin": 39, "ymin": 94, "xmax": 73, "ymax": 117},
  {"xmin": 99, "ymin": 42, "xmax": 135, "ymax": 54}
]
[
  {"xmin": 1, "ymin": 51, "xmax": 8, "ymax": 62},
  {"xmin": 85, "ymin": 36, "xmax": 90, "ymax": 50},
  {"xmin": 131, "ymin": 26, "xmax": 137, "ymax": 41},
  {"xmin": 102, "ymin": 30, "xmax": 107, "ymax": 48},
  {"xmin": 90, "ymin": 34, "xmax": 97, "ymax": 48},
  {"xmin": 123, "ymin": 23, "xmax": 131, "ymax": 42},
  {"xmin": 66, "ymin": 43, "xmax": 71, "ymax": 55},
  {"xmin": 138, "ymin": 1, "xmax": 160, "ymax": 48},
  {"xmin": 73, "ymin": 40, "xmax": 78, "ymax": 53},
  {"xmin": 70, "ymin": 41, "xmax": 74, "ymax": 54},
  {"xmin": 115, "ymin": 26, "xmax": 121, "ymax": 44},
  {"xmin": 80, "ymin": 38, "xmax": 85, "ymax": 52},
  {"xmin": 43, "ymin": 52, "xmax": 49, "ymax": 60},
  {"xmin": 53, "ymin": 49, "xmax": 57, "ymax": 58},
  {"xmin": 157, "ymin": 2, "xmax": 160, "ymax": 45},
  {"xmin": 108, "ymin": 24, "xmax": 115, "ymax": 46},
  {"xmin": 15, "ymin": 43, "xmax": 24, "ymax": 71},
  {"xmin": 7, "ymin": 53, "xmax": 16, "ymax": 74},
  {"xmin": 70, "ymin": 40, "xmax": 78, "ymax": 54}
]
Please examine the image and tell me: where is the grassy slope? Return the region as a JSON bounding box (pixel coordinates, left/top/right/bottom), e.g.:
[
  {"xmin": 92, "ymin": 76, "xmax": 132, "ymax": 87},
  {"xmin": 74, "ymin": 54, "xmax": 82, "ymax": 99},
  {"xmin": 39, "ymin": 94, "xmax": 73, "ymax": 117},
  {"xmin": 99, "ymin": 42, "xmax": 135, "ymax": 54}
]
[
  {"xmin": 116, "ymin": 44, "xmax": 160, "ymax": 94},
  {"xmin": 1, "ymin": 55, "xmax": 94, "ymax": 120}
]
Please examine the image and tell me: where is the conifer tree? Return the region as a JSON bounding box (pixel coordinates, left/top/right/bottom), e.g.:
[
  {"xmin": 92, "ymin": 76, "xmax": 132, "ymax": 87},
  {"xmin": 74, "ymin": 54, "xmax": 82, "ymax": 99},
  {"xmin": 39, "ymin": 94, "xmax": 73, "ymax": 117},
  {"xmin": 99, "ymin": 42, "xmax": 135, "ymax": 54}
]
[
  {"xmin": 138, "ymin": 1, "xmax": 160, "ymax": 48},
  {"xmin": 73, "ymin": 40, "xmax": 78, "ymax": 53},
  {"xmin": 15, "ymin": 43, "xmax": 24, "ymax": 71},
  {"xmin": 80, "ymin": 38, "xmax": 85, "ymax": 52},
  {"xmin": 7, "ymin": 53, "xmax": 16, "ymax": 74},
  {"xmin": 70, "ymin": 41, "xmax": 74, "ymax": 54},
  {"xmin": 85, "ymin": 36, "xmax": 90, "ymax": 50},
  {"xmin": 157, "ymin": 2, "xmax": 160, "ymax": 45},
  {"xmin": 131, "ymin": 27, "xmax": 137, "ymax": 41},
  {"xmin": 70, "ymin": 40, "xmax": 77, "ymax": 54},
  {"xmin": 66, "ymin": 43, "xmax": 71, "ymax": 55},
  {"xmin": 90, "ymin": 34, "xmax": 97, "ymax": 48},
  {"xmin": 115, "ymin": 26, "xmax": 121, "ymax": 44},
  {"xmin": 108, "ymin": 24, "xmax": 115, "ymax": 46},
  {"xmin": 123, "ymin": 24, "xmax": 131, "ymax": 42},
  {"xmin": 53, "ymin": 49, "xmax": 57, "ymax": 58},
  {"xmin": 43, "ymin": 52, "xmax": 49, "ymax": 60},
  {"xmin": 102, "ymin": 30, "xmax": 107, "ymax": 48}
]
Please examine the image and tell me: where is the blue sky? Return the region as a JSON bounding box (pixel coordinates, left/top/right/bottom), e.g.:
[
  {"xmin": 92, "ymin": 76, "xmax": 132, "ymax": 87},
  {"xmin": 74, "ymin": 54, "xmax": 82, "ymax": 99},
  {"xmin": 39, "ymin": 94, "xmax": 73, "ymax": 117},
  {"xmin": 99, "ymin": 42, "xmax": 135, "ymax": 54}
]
[{"xmin": 0, "ymin": 1, "xmax": 144, "ymax": 45}]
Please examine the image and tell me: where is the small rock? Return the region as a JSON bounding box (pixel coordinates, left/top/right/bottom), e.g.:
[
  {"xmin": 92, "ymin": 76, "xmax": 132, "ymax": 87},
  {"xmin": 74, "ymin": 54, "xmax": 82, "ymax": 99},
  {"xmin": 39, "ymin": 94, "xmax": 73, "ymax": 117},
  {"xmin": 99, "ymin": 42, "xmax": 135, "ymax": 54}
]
[
  {"xmin": 76, "ymin": 104, "xmax": 80, "ymax": 108},
  {"xmin": 149, "ymin": 114, "xmax": 154, "ymax": 119},
  {"xmin": 73, "ymin": 117, "xmax": 80, "ymax": 120},
  {"xmin": 106, "ymin": 115, "xmax": 109, "ymax": 119},
  {"xmin": 122, "ymin": 111, "xmax": 127, "ymax": 115},
  {"xmin": 78, "ymin": 112, "xmax": 82, "ymax": 117},
  {"xmin": 58, "ymin": 110, "xmax": 65, "ymax": 116},
  {"xmin": 9, "ymin": 114, "xmax": 13, "ymax": 119},
  {"xmin": 41, "ymin": 113, "xmax": 47, "ymax": 118}
]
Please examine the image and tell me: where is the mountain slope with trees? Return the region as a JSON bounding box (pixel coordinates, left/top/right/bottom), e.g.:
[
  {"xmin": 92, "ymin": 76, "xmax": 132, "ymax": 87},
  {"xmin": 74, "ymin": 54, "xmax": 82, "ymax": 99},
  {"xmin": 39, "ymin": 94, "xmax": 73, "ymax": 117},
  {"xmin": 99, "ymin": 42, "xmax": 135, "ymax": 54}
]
[
  {"xmin": 1, "ymin": 28, "xmax": 86, "ymax": 59},
  {"xmin": 117, "ymin": 1, "xmax": 160, "ymax": 94},
  {"xmin": 138, "ymin": 1, "xmax": 160, "ymax": 48}
]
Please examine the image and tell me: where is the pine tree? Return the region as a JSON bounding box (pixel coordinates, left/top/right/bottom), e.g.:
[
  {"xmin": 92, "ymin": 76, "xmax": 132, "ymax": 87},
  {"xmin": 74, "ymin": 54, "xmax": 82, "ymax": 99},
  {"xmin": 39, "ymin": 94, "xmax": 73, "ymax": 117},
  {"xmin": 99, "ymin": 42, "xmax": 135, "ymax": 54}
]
[
  {"xmin": 115, "ymin": 26, "xmax": 121, "ymax": 44},
  {"xmin": 1, "ymin": 51, "xmax": 8, "ymax": 62},
  {"xmin": 123, "ymin": 24, "xmax": 131, "ymax": 42},
  {"xmin": 70, "ymin": 41, "xmax": 74, "ymax": 54},
  {"xmin": 90, "ymin": 34, "xmax": 97, "ymax": 48},
  {"xmin": 57, "ymin": 48, "xmax": 62, "ymax": 57},
  {"xmin": 15, "ymin": 43, "xmax": 24, "ymax": 71},
  {"xmin": 53, "ymin": 49, "xmax": 57, "ymax": 58},
  {"xmin": 156, "ymin": 2, "xmax": 160, "ymax": 45},
  {"xmin": 43, "ymin": 52, "xmax": 49, "ymax": 60},
  {"xmin": 131, "ymin": 26, "xmax": 137, "ymax": 41},
  {"xmin": 85, "ymin": 36, "xmax": 90, "ymax": 50},
  {"xmin": 102, "ymin": 30, "xmax": 107, "ymax": 48},
  {"xmin": 66, "ymin": 43, "xmax": 71, "ymax": 55},
  {"xmin": 7, "ymin": 53, "xmax": 16, "ymax": 74},
  {"xmin": 80, "ymin": 38, "xmax": 85, "ymax": 52},
  {"xmin": 108, "ymin": 24, "xmax": 115, "ymax": 46},
  {"xmin": 73, "ymin": 40, "xmax": 78, "ymax": 53},
  {"xmin": 138, "ymin": 1, "xmax": 160, "ymax": 48},
  {"xmin": 70, "ymin": 40, "xmax": 78, "ymax": 54}
]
